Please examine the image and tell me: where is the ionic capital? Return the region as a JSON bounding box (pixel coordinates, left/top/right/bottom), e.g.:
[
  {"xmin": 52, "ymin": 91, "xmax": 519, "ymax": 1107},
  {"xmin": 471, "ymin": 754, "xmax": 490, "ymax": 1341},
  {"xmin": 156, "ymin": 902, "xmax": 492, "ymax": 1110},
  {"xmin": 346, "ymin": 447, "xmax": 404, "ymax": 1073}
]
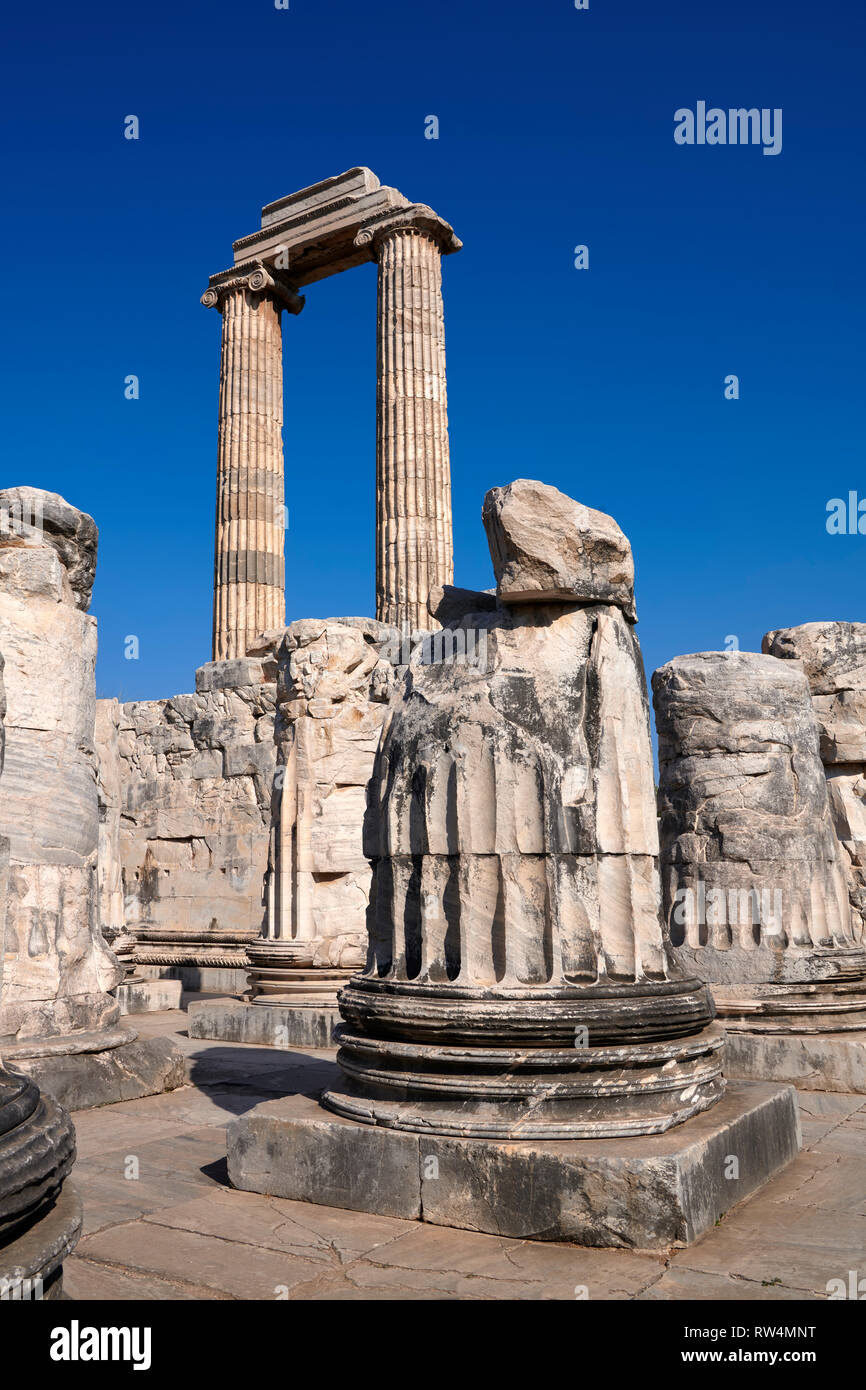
[
  {"xmin": 353, "ymin": 204, "xmax": 462, "ymax": 260},
  {"xmin": 201, "ymin": 261, "xmax": 305, "ymax": 314}
]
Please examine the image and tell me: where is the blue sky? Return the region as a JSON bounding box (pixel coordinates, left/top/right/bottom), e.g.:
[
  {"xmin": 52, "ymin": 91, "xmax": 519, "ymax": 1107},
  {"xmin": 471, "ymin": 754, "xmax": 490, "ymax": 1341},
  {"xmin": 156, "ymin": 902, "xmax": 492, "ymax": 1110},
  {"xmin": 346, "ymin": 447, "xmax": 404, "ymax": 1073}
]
[{"xmin": 1, "ymin": 0, "xmax": 863, "ymax": 706}]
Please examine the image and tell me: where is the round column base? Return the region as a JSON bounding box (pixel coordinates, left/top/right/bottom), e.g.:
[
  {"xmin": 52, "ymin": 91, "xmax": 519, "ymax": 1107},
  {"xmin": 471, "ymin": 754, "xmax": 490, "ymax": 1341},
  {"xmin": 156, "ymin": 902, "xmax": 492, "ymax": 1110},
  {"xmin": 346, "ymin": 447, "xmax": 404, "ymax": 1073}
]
[
  {"xmin": 0, "ymin": 1180, "xmax": 82, "ymax": 1300},
  {"xmin": 322, "ymin": 1022, "xmax": 726, "ymax": 1139},
  {"xmin": 714, "ymin": 978, "xmax": 866, "ymax": 1034},
  {"xmin": 248, "ymin": 940, "xmax": 355, "ymax": 1006},
  {"xmin": 0, "ymin": 1072, "xmax": 76, "ymax": 1241}
]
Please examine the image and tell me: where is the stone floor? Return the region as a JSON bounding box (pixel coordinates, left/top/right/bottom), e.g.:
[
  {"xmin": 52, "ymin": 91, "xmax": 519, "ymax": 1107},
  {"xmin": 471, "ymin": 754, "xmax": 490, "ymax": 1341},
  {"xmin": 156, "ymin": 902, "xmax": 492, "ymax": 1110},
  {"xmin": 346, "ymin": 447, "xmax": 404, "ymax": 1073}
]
[{"xmin": 62, "ymin": 1005, "xmax": 866, "ymax": 1301}]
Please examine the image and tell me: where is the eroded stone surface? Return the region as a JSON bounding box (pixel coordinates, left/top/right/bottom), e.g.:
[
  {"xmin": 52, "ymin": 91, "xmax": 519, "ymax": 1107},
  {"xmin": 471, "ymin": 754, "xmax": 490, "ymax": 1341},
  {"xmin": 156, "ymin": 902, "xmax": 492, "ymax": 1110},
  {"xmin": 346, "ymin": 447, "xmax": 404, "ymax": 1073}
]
[
  {"xmin": 482, "ymin": 479, "xmax": 636, "ymax": 620},
  {"xmin": 0, "ymin": 490, "xmax": 122, "ymax": 1044},
  {"xmin": 763, "ymin": 622, "xmax": 866, "ymax": 939},
  {"xmin": 229, "ymin": 1083, "xmax": 799, "ymax": 1248},
  {"xmin": 0, "ymin": 635, "xmax": 80, "ymax": 1296},
  {"xmin": 653, "ymin": 650, "xmax": 866, "ymax": 1031},
  {"xmin": 326, "ymin": 482, "xmax": 721, "ymax": 1140},
  {"xmin": 97, "ymin": 664, "xmax": 277, "ymax": 980},
  {"xmin": 0, "ymin": 486, "xmax": 97, "ymax": 611},
  {"xmin": 250, "ymin": 619, "xmax": 394, "ymax": 1003}
]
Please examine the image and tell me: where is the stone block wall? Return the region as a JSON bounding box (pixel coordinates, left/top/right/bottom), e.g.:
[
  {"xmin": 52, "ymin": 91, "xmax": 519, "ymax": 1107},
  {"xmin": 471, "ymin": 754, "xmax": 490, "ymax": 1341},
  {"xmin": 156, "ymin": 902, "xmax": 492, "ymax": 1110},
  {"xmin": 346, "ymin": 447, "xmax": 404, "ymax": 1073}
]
[{"xmin": 95, "ymin": 657, "xmax": 277, "ymax": 981}]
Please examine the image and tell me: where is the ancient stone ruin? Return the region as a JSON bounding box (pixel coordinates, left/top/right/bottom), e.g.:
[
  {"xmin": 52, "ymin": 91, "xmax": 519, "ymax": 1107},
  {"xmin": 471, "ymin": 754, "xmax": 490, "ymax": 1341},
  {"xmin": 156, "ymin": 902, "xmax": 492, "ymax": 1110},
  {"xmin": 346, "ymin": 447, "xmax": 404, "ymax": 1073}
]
[
  {"xmin": 227, "ymin": 481, "xmax": 800, "ymax": 1248},
  {"xmin": 0, "ymin": 488, "xmax": 183, "ymax": 1112},
  {"xmin": 4, "ymin": 171, "xmax": 865, "ymax": 1295},
  {"xmin": 201, "ymin": 167, "xmax": 460, "ymax": 654},
  {"xmin": 763, "ymin": 622, "xmax": 866, "ymax": 937},
  {"xmin": 100, "ymin": 168, "xmax": 463, "ymax": 995},
  {"xmin": 99, "ymin": 656, "xmax": 278, "ymax": 996},
  {"xmin": 654, "ymin": 650, "xmax": 866, "ymax": 1092},
  {"xmin": 190, "ymin": 616, "xmax": 397, "ymax": 1047}
]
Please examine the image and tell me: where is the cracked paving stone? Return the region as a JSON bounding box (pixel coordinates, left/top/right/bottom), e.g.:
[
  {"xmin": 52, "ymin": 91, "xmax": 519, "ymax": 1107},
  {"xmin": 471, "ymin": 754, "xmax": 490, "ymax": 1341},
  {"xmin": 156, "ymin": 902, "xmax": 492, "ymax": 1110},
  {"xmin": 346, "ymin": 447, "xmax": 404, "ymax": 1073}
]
[{"xmin": 75, "ymin": 1220, "xmax": 331, "ymax": 1300}]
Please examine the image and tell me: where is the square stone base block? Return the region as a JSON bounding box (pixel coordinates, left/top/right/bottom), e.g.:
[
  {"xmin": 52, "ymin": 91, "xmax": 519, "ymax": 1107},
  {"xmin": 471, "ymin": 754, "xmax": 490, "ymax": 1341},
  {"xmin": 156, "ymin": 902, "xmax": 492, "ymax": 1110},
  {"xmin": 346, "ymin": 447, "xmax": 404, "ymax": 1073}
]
[
  {"xmin": 16, "ymin": 1036, "xmax": 186, "ymax": 1112},
  {"xmin": 724, "ymin": 1028, "xmax": 866, "ymax": 1093},
  {"xmin": 115, "ymin": 978, "xmax": 183, "ymax": 1015},
  {"xmin": 138, "ymin": 964, "xmax": 250, "ymax": 994},
  {"xmin": 226, "ymin": 1081, "xmax": 801, "ymax": 1249},
  {"xmin": 188, "ymin": 999, "xmax": 341, "ymax": 1049}
]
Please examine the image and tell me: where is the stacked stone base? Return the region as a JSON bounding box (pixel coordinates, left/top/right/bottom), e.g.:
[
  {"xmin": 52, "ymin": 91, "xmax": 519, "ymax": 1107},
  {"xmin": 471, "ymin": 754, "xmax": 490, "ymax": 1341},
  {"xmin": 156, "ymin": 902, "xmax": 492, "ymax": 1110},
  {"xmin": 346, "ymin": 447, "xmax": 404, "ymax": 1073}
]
[
  {"xmin": 188, "ymin": 999, "xmax": 341, "ymax": 1049},
  {"xmin": 3, "ymin": 1027, "xmax": 185, "ymax": 1111},
  {"xmin": 716, "ymin": 976, "xmax": 866, "ymax": 1093},
  {"xmin": 227, "ymin": 1081, "xmax": 801, "ymax": 1249}
]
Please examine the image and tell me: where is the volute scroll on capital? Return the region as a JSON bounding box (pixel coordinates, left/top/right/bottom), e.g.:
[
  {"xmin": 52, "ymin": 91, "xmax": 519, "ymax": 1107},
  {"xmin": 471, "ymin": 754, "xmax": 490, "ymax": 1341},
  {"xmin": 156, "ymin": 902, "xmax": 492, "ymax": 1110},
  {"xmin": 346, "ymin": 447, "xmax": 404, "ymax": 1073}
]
[
  {"xmin": 200, "ymin": 261, "xmax": 306, "ymax": 314},
  {"xmin": 353, "ymin": 203, "xmax": 463, "ymax": 260}
]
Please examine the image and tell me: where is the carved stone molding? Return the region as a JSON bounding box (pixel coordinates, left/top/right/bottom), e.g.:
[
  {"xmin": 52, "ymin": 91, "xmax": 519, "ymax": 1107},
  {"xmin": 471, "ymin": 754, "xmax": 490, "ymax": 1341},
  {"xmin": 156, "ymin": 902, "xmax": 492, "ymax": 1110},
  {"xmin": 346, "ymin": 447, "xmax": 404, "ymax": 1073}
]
[
  {"xmin": 353, "ymin": 204, "xmax": 462, "ymax": 260},
  {"xmin": 201, "ymin": 261, "xmax": 305, "ymax": 315}
]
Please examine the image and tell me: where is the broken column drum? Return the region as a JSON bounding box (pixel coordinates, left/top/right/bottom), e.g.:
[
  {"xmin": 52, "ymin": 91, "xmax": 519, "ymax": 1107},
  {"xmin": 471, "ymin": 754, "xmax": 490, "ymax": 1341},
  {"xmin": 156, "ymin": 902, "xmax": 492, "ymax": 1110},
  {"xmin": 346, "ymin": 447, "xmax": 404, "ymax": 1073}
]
[
  {"xmin": 323, "ymin": 480, "xmax": 724, "ymax": 1138},
  {"xmin": 0, "ymin": 488, "xmax": 183, "ymax": 1108},
  {"xmin": 763, "ymin": 622, "xmax": 866, "ymax": 940},
  {"xmin": 653, "ymin": 651, "xmax": 866, "ymax": 1034}
]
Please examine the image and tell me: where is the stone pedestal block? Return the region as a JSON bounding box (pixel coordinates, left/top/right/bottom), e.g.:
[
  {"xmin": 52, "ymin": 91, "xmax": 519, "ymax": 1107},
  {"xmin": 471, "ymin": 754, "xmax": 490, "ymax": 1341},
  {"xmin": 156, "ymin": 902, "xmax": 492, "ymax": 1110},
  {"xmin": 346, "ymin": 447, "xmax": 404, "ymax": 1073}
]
[
  {"xmin": 188, "ymin": 998, "xmax": 340, "ymax": 1049},
  {"xmin": 723, "ymin": 1028, "xmax": 866, "ymax": 1093},
  {"xmin": 115, "ymin": 978, "xmax": 183, "ymax": 1015},
  {"xmin": 227, "ymin": 1081, "xmax": 801, "ymax": 1249}
]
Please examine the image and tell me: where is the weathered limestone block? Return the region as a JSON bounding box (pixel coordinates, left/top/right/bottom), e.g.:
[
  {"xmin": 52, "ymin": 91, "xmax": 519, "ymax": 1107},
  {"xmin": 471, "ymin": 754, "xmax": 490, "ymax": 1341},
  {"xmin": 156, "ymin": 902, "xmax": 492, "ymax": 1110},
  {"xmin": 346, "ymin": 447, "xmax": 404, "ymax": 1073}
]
[
  {"xmin": 653, "ymin": 651, "xmax": 866, "ymax": 1040},
  {"xmin": 482, "ymin": 479, "xmax": 637, "ymax": 620},
  {"xmin": 763, "ymin": 622, "xmax": 866, "ymax": 938},
  {"xmin": 0, "ymin": 488, "xmax": 183, "ymax": 1106},
  {"xmin": 99, "ymin": 662, "xmax": 278, "ymax": 988},
  {"xmin": 95, "ymin": 698, "xmax": 183, "ymax": 1015},
  {"xmin": 427, "ymin": 584, "xmax": 498, "ymax": 625},
  {"xmin": 0, "ymin": 485, "xmax": 97, "ymax": 611},
  {"xmin": 0, "ymin": 649, "xmax": 81, "ymax": 1299}
]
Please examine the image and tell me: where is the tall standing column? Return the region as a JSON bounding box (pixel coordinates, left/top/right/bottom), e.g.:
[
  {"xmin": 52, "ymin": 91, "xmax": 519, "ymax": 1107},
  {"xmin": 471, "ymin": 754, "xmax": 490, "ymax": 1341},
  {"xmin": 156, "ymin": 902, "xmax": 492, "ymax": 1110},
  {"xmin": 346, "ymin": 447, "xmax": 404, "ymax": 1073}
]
[
  {"xmin": 356, "ymin": 208, "xmax": 461, "ymax": 632},
  {"xmin": 201, "ymin": 264, "xmax": 304, "ymax": 661}
]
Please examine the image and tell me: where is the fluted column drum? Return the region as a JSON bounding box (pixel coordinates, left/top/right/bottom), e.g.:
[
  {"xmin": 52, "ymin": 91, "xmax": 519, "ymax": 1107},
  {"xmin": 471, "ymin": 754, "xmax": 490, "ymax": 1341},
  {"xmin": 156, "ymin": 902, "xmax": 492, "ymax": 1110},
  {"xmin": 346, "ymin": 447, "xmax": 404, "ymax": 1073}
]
[
  {"xmin": 653, "ymin": 651, "xmax": 866, "ymax": 1033},
  {"xmin": 323, "ymin": 483, "xmax": 724, "ymax": 1139},
  {"xmin": 375, "ymin": 228, "xmax": 454, "ymax": 632},
  {"xmin": 204, "ymin": 266, "xmax": 300, "ymax": 661}
]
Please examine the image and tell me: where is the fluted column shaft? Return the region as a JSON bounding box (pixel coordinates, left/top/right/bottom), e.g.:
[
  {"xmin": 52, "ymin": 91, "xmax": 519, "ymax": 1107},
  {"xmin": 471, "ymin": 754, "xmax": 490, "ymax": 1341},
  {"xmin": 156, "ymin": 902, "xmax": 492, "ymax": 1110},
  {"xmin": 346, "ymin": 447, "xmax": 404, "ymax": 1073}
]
[
  {"xmin": 212, "ymin": 285, "xmax": 285, "ymax": 661},
  {"xmin": 376, "ymin": 229, "xmax": 453, "ymax": 631}
]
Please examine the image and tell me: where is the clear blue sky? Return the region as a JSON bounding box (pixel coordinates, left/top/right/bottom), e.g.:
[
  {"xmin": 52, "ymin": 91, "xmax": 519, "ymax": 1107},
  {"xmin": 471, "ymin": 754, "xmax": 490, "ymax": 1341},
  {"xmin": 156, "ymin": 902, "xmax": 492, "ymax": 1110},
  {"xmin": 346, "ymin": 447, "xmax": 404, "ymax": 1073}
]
[{"xmin": 1, "ymin": 0, "xmax": 863, "ymax": 705}]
